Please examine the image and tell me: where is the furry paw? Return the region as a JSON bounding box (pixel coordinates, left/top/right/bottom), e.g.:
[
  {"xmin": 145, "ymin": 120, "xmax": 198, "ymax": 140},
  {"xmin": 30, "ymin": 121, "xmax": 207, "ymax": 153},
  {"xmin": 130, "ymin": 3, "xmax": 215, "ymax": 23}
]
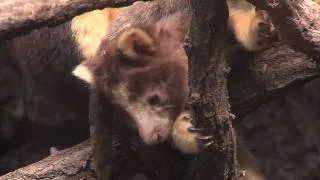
[
  {"xmin": 188, "ymin": 126, "xmax": 214, "ymax": 150},
  {"xmin": 171, "ymin": 112, "xmax": 213, "ymax": 154},
  {"xmin": 251, "ymin": 9, "xmax": 276, "ymax": 51},
  {"xmin": 255, "ymin": 22, "xmax": 273, "ymax": 49}
]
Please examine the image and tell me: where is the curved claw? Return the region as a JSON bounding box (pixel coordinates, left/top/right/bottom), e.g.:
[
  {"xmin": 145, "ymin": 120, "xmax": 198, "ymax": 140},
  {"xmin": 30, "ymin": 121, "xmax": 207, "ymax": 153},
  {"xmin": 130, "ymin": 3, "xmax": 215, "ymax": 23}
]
[
  {"xmin": 187, "ymin": 124, "xmax": 214, "ymax": 150},
  {"xmin": 203, "ymin": 141, "xmax": 214, "ymax": 147},
  {"xmin": 196, "ymin": 135, "xmax": 214, "ymax": 150},
  {"xmin": 188, "ymin": 127, "xmax": 205, "ymax": 133},
  {"xmin": 258, "ymin": 23, "xmax": 271, "ymax": 38},
  {"xmin": 196, "ymin": 135, "xmax": 213, "ymax": 141},
  {"xmin": 258, "ymin": 32, "xmax": 270, "ymax": 38},
  {"xmin": 197, "ymin": 140, "xmax": 214, "ymax": 149}
]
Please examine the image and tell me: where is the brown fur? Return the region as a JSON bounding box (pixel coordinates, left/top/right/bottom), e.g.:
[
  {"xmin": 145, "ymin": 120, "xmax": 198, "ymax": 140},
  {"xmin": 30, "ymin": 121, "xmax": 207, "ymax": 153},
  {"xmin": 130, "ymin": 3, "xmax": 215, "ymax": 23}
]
[
  {"xmin": 107, "ymin": 0, "xmax": 274, "ymax": 52},
  {"xmin": 71, "ymin": 0, "xmax": 274, "ymax": 178},
  {"xmin": 73, "ymin": 8, "xmax": 269, "ymax": 179},
  {"xmin": 74, "ymin": 12, "xmax": 190, "ymax": 145},
  {"xmin": 116, "ymin": 28, "xmax": 157, "ymax": 59},
  {"xmin": 73, "ymin": 12, "xmax": 192, "ymax": 179}
]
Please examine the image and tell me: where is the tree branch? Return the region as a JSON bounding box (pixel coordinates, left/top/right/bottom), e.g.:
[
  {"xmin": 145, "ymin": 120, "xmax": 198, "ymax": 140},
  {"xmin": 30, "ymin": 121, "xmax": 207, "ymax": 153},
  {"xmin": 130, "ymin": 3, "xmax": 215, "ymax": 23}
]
[
  {"xmin": 0, "ymin": 140, "xmax": 95, "ymax": 180},
  {"xmin": 0, "ymin": 0, "xmax": 148, "ymax": 40},
  {"xmin": 186, "ymin": 0, "xmax": 238, "ymax": 179},
  {"xmin": 1, "ymin": 43, "xmax": 319, "ymax": 179},
  {"xmin": 247, "ymin": 0, "xmax": 320, "ymax": 59},
  {"xmin": 230, "ymin": 43, "xmax": 319, "ymax": 118}
]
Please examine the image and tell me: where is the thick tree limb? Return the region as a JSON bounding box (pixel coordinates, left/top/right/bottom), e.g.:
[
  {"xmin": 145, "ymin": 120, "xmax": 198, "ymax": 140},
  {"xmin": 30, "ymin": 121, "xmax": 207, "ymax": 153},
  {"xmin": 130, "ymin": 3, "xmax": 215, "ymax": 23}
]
[
  {"xmin": 230, "ymin": 43, "xmax": 319, "ymax": 118},
  {"xmin": 0, "ymin": 140, "xmax": 95, "ymax": 180},
  {"xmin": 247, "ymin": 0, "xmax": 320, "ymax": 59},
  {"xmin": 1, "ymin": 44, "xmax": 319, "ymax": 179},
  {"xmin": 0, "ymin": 0, "xmax": 148, "ymax": 40},
  {"xmin": 186, "ymin": 0, "xmax": 237, "ymax": 179}
]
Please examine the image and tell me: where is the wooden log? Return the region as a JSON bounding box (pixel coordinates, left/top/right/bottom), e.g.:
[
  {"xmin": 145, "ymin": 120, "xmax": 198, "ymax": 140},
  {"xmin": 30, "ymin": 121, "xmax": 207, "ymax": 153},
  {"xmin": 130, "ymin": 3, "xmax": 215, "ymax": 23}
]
[
  {"xmin": 0, "ymin": 0, "xmax": 149, "ymax": 40},
  {"xmin": 247, "ymin": 0, "xmax": 320, "ymax": 59}
]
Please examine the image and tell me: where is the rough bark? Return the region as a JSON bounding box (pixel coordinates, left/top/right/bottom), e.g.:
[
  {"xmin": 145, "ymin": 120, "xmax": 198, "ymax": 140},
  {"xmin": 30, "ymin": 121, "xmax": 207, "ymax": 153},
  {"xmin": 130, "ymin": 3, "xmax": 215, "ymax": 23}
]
[
  {"xmin": 0, "ymin": 140, "xmax": 95, "ymax": 180},
  {"xmin": 186, "ymin": 0, "xmax": 237, "ymax": 179},
  {"xmin": 247, "ymin": 0, "xmax": 320, "ymax": 59},
  {"xmin": 0, "ymin": 0, "xmax": 148, "ymax": 40},
  {"xmin": 1, "ymin": 43, "xmax": 319, "ymax": 179},
  {"xmin": 230, "ymin": 43, "xmax": 319, "ymax": 118}
]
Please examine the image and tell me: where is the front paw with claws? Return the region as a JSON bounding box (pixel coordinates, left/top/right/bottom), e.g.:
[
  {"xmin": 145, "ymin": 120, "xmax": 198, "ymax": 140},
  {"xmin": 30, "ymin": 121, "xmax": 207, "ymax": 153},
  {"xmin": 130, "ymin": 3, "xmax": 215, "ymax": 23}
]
[
  {"xmin": 251, "ymin": 9, "xmax": 276, "ymax": 51},
  {"xmin": 255, "ymin": 21, "xmax": 274, "ymax": 49},
  {"xmin": 171, "ymin": 112, "xmax": 214, "ymax": 154},
  {"xmin": 188, "ymin": 127, "xmax": 214, "ymax": 150}
]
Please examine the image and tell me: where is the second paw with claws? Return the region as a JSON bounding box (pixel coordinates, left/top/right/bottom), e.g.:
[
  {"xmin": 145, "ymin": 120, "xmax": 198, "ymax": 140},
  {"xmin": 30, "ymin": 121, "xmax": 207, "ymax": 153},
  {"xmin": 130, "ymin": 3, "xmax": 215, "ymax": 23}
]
[
  {"xmin": 250, "ymin": 8, "xmax": 276, "ymax": 51},
  {"xmin": 171, "ymin": 111, "xmax": 214, "ymax": 154}
]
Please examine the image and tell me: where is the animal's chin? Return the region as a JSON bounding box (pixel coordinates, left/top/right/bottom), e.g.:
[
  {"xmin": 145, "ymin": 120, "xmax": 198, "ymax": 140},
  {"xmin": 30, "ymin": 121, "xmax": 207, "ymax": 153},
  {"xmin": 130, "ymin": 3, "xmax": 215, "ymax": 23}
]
[{"xmin": 140, "ymin": 131, "xmax": 169, "ymax": 146}]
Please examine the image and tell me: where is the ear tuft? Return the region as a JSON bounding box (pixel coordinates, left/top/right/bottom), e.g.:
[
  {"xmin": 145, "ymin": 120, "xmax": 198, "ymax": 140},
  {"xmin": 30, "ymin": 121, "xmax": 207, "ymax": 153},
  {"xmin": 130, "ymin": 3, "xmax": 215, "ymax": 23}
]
[
  {"xmin": 116, "ymin": 27, "xmax": 156, "ymax": 59},
  {"xmin": 72, "ymin": 63, "xmax": 94, "ymax": 84}
]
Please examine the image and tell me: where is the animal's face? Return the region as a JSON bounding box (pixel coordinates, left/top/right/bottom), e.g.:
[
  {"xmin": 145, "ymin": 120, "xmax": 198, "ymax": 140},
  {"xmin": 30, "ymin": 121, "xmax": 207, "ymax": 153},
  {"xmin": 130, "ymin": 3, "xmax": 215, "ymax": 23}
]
[{"xmin": 73, "ymin": 25, "xmax": 188, "ymax": 145}]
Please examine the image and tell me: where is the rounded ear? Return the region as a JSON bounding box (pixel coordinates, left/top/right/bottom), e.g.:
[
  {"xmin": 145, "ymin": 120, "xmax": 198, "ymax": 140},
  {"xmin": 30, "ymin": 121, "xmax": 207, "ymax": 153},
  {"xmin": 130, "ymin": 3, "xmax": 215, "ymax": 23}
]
[{"xmin": 116, "ymin": 27, "xmax": 157, "ymax": 59}]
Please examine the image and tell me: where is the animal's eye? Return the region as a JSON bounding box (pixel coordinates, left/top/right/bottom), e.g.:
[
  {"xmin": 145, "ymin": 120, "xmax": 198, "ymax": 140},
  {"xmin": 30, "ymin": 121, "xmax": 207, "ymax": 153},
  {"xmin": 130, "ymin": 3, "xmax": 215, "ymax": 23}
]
[{"xmin": 147, "ymin": 95, "xmax": 161, "ymax": 107}]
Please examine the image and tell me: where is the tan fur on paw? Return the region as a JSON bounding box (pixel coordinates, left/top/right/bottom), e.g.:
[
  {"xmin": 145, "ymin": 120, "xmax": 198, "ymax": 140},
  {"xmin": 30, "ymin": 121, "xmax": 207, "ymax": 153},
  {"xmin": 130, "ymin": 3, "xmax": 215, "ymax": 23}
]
[{"xmin": 171, "ymin": 112, "xmax": 200, "ymax": 154}]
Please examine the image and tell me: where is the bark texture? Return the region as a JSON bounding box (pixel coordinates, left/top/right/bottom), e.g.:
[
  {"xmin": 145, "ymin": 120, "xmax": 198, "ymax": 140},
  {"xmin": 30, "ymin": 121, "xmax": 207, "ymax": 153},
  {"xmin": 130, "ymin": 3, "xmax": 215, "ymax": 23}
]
[
  {"xmin": 0, "ymin": 140, "xmax": 95, "ymax": 180},
  {"xmin": 238, "ymin": 78, "xmax": 320, "ymax": 180},
  {"xmin": 186, "ymin": 0, "xmax": 237, "ymax": 179},
  {"xmin": 0, "ymin": 0, "xmax": 147, "ymax": 40},
  {"xmin": 1, "ymin": 43, "xmax": 319, "ymax": 179},
  {"xmin": 247, "ymin": 0, "xmax": 320, "ymax": 59},
  {"xmin": 230, "ymin": 43, "xmax": 319, "ymax": 118}
]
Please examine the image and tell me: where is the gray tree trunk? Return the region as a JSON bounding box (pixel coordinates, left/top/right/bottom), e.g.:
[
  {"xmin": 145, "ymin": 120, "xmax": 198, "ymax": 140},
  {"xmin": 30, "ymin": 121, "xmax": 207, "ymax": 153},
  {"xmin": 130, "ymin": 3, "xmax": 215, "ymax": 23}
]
[{"xmin": 186, "ymin": 0, "xmax": 237, "ymax": 179}]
